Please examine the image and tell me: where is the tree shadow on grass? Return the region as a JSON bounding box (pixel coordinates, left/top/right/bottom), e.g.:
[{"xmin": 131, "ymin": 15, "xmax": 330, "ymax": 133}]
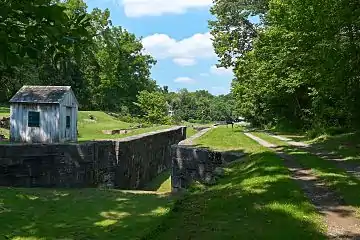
[
  {"xmin": 144, "ymin": 171, "xmax": 171, "ymax": 192},
  {"xmin": 279, "ymin": 145, "xmax": 360, "ymax": 212},
  {"xmin": 0, "ymin": 188, "xmax": 173, "ymax": 240},
  {"xmin": 308, "ymin": 132, "xmax": 360, "ymax": 165},
  {"xmin": 145, "ymin": 151, "xmax": 328, "ymax": 240}
]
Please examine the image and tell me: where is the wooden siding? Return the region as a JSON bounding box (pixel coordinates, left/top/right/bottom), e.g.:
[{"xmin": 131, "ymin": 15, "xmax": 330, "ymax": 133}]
[
  {"xmin": 59, "ymin": 92, "xmax": 78, "ymax": 142},
  {"xmin": 10, "ymin": 90, "xmax": 78, "ymax": 143},
  {"xmin": 10, "ymin": 103, "xmax": 60, "ymax": 143}
]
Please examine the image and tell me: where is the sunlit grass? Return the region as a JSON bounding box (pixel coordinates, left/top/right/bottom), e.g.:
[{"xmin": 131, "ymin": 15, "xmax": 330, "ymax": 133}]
[
  {"xmin": 148, "ymin": 128, "xmax": 326, "ymax": 239},
  {"xmin": 0, "ymin": 188, "xmax": 173, "ymax": 239},
  {"xmin": 254, "ymin": 131, "xmax": 360, "ymax": 217},
  {"xmin": 0, "ymin": 109, "xmax": 172, "ymax": 142}
]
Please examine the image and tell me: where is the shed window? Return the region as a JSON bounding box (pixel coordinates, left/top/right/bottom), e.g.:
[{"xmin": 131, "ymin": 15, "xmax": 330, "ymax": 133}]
[
  {"xmin": 28, "ymin": 111, "xmax": 40, "ymax": 127},
  {"xmin": 66, "ymin": 116, "xmax": 70, "ymax": 128}
]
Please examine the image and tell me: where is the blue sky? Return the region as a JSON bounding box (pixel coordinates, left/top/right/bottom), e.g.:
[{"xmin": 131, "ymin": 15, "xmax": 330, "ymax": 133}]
[{"xmin": 85, "ymin": 0, "xmax": 234, "ymax": 95}]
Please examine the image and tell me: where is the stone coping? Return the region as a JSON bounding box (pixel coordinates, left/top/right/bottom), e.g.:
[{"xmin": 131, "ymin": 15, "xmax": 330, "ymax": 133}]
[{"xmin": 0, "ymin": 126, "xmax": 186, "ymax": 146}]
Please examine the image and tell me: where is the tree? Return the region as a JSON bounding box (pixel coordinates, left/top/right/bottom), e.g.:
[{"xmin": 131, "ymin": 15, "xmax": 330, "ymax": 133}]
[
  {"xmin": 136, "ymin": 91, "xmax": 170, "ymax": 124},
  {"xmin": 209, "ymin": 0, "xmax": 269, "ymax": 68},
  {"xmin": 211, "ymin": 0, "xmax": 360, "ymax": 132}
]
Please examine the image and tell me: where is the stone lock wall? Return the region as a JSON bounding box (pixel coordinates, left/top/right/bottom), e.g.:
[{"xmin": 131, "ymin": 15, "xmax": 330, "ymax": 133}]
[
  {"xmin": 0, "ymin": 127, "xmax": 186, "ymax": 189},
  {"xmin": 171, "ymin": 145, "xmax": 244, "ymax": 192},
  {"xmin": 171, "ymin": 145, "xmax": 223, "ymax": 192}
]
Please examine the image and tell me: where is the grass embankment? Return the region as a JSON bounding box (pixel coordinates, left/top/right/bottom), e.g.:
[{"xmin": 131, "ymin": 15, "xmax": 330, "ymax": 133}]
[
  {"xmin": 148, "ymin": 127, "xmax": 326, "ymax": 239},
  {"xmin": 77, "ymin": 111, "xmax": 169, "ymax": 141},
  {"xmin": 273, "ymin": 128, "xmax": 360, "ymax": 165},
  {"xmin": 185, "ymin": 127, "xmax": 197, "ymax": 138},
  {"xmin": 253, "ymin": 131, "xmax": 360, "ymax": 216},
  {"xmin": 0, "ymin": 188, "xmax": 173, "ymax": 240},
  {"xmin": 0, "ymin": 109, "xmax": 172, "ymax": 142},
  {"xmin": 308, "ymin": 132, "xmax": 360, "ymax": 165}
]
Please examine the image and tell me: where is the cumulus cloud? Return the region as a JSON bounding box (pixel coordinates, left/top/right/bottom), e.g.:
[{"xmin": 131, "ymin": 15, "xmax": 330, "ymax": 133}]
[
  {"xmin": 210, "ymin": 65, "xmax": 234, "ymax": 76},
  {"xmin": 142, "ymin": 32, "xmax": 216, "ymax": 66},
  {"xmin": 122, "ymin": 0, "xmax": 212, "ymax": 17},
  {"xmin": 174, "ymin": 77, "xmax": 196, "ymax": 84},
  {"xmin": 173, "ymin": 58, "xmax": 197, "ymax": 66}
]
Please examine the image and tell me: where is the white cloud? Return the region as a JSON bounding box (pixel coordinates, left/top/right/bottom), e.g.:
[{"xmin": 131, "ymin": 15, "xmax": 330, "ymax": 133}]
[
  {"xmin": 142, "ymin": 32, "xmax": 216, "ymax": 65},
  {"xmin": 210, "ymin": 65, "xmax": 234, "ymax": 76},
  {"xmin": 174, "ymin": 77, "xmax": 196, "ymax": 84},
  {"xmin": 122, "ymin": 0, "xmax": 212, "ymax": 17},
  {"xmin": 173, "ymin": 58, "xmax": 197, "ymax": 66}
]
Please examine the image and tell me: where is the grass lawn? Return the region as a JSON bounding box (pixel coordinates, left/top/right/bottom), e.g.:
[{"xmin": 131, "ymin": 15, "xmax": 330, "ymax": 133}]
[
  {"xmin": 253, "ymin": 131, "xmax": 360, "ymax": 217},
  {"xmin": 78, "ymin": 111, "xmax": 172, "ymax": 141},
  {"xmin": 308, "ymin": 132, "xmax": 360, "ymax": 165},
  {"xmin": 186, "ymin": 127, "xmax": 197, "ymax": 138},
  {"xmin": 148, "ymin": 127, "xmax": 326, "ymax": 239},
  {"xmin": 0, "ymin": 106, "xmax": 9, "ymax": 118},
  {"xmin": 0, "ymin": 110, "xmax": 173, "ymax": 142},
  {"xmin": 0, "ymin": 188, "xmax": 173, "ymax": 240},
  {"xmin": 266, "ymin": 127, "xmax": 360, "ymax": 165}
]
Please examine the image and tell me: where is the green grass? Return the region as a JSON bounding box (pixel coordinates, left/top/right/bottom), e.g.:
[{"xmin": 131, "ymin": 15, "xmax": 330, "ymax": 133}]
[
  {"xmin": 0, "ymin": 106, "xmax": 9, "ymax": 117},
  {"xmin": 144, "ymin": 171, "xmax": 171, "ymax": 193},
  {"xmin": 254, "ymin": 131, "xmax": 360, "ymax": 216},
  {"xmin": 0, "ymin": 109, "xmax": 172, "ymax": 142},
  {"xmin": 252, "ymin": 132, "xmax": 290, "ymax": 146},
  {"xmin": 148, "ymin": 127, "xmax": 326, "ymax": 239},
  {"xmin": 308, "ymin": 132, "xmax": 360, "ymax": 165},
  {"xmin": 0, "ymin": 106, "xmax": 10, "ymax": 140},
  {"xmin": 78, "ymin": 111, "xmax": 170, "ymax": 141},
  {"xmin": 186, "ymin": 127, "xmax": 197, "ymax": 138},
  {"xmin": 0, "ymin": 188, "xmax": 174, "ymax": 240},
  {"xmin": 267, "ymin": 127, "xmax": 360, "ymax": 165}
]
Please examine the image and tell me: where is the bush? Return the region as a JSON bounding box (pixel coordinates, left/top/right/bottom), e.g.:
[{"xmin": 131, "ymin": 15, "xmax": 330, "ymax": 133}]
[{"xmin": 325, "ymin": 127, "xmax": 348, "ymax": 136}]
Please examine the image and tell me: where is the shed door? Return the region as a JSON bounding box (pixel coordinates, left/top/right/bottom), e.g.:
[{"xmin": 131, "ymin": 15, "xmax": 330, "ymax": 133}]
[{"xmin": 65, "ymin": 107, "xmax": 71, "ymax": 140}]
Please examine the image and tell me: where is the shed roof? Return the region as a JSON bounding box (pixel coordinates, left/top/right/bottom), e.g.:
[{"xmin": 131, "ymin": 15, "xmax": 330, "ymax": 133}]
[{"xmin": 9, "ymin": 86, "xmax": 73, "ymax": 104}]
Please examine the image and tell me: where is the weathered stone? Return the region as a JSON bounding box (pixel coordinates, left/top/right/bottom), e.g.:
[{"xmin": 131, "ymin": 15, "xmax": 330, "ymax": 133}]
[
  {"xmin": 204, "ymin": 174, "xmax": 217, "ymax": 186},
  {"xmin": 213, "ymin": 167, "xmax": 225, "ymax": 177},
  {"xmin": 102, "ymin": 129, "xmax": 133, "ymax": 135},
  {"xmin": 0, "ymin": 127, "xmax": 186, "ymax": 189},
  {"xmin": 171, "ymin": 145, "xmax": 245, "ymax": 192}
]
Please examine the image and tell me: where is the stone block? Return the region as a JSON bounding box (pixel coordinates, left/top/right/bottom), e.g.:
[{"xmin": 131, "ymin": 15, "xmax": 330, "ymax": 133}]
[{"xmin": 0, "ymin": 127, "xmax": 186, "ymax": 189}]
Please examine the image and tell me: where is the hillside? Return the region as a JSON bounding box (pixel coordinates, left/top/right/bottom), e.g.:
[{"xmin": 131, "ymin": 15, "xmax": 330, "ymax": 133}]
[{"xmin": 0, "ymin": 108, "xmax": 170, "ymax": 142}]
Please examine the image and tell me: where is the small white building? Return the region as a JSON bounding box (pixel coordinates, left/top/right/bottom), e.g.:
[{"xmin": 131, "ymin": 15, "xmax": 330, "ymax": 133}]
[{"xmin": 9, "ymin": 86, "xmax": 78, "ymax": 143}]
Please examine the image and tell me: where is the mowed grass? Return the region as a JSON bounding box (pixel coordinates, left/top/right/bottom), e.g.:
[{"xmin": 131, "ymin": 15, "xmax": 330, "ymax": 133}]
[
  {"xmin": 186, "ymin": 127, "xmax": 197, "ymax": 138},
  {"xmin": 308, "ymin": 132, "xmax": 360, "ymax": 165},
  {"xmin": 253, "ymin": 131, "xmax": 360, "ymax": 216},
  {"xmin": 272, "ymin": 128, "xmax": 360, "ymax": 165},
  {"xmin": 77, "ymin": 111, "xmax": 170, "ymax": 141},
  {"xmin": 0, "ymin": 188, "xmax": 173, "ymax": 240},
  {"xmin": 0, "ymin": 109, "xmax": 172, "ymax": 142},
  {"xmin": 0, "ymin": 106, "xmax": 9, "ymax": 118},
  {"xmin": 148, "ymin": 127, "xmax": 326, "ymax": 239}
]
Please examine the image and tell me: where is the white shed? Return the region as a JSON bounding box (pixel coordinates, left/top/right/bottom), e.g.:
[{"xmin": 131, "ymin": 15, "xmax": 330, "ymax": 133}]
[{"xmin": 9, "ymin": 86, "xmax": 78, "ymax": 143}]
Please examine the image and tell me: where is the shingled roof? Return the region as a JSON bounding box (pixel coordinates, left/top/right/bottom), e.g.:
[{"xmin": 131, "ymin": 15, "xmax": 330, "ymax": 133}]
[{"xmin": 10, "ymin": 86, "xmax": 72, "ymax": 103}]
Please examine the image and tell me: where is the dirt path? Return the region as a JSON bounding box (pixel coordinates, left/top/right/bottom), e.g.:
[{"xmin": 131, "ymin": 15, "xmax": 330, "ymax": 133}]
[
  {"xmin": 244, "ymin": 132, "xmax": 360, "ymax": 240},
  {"xmin": 266, "ymin": 132, "xmax": 360, "ymax": 179}
]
